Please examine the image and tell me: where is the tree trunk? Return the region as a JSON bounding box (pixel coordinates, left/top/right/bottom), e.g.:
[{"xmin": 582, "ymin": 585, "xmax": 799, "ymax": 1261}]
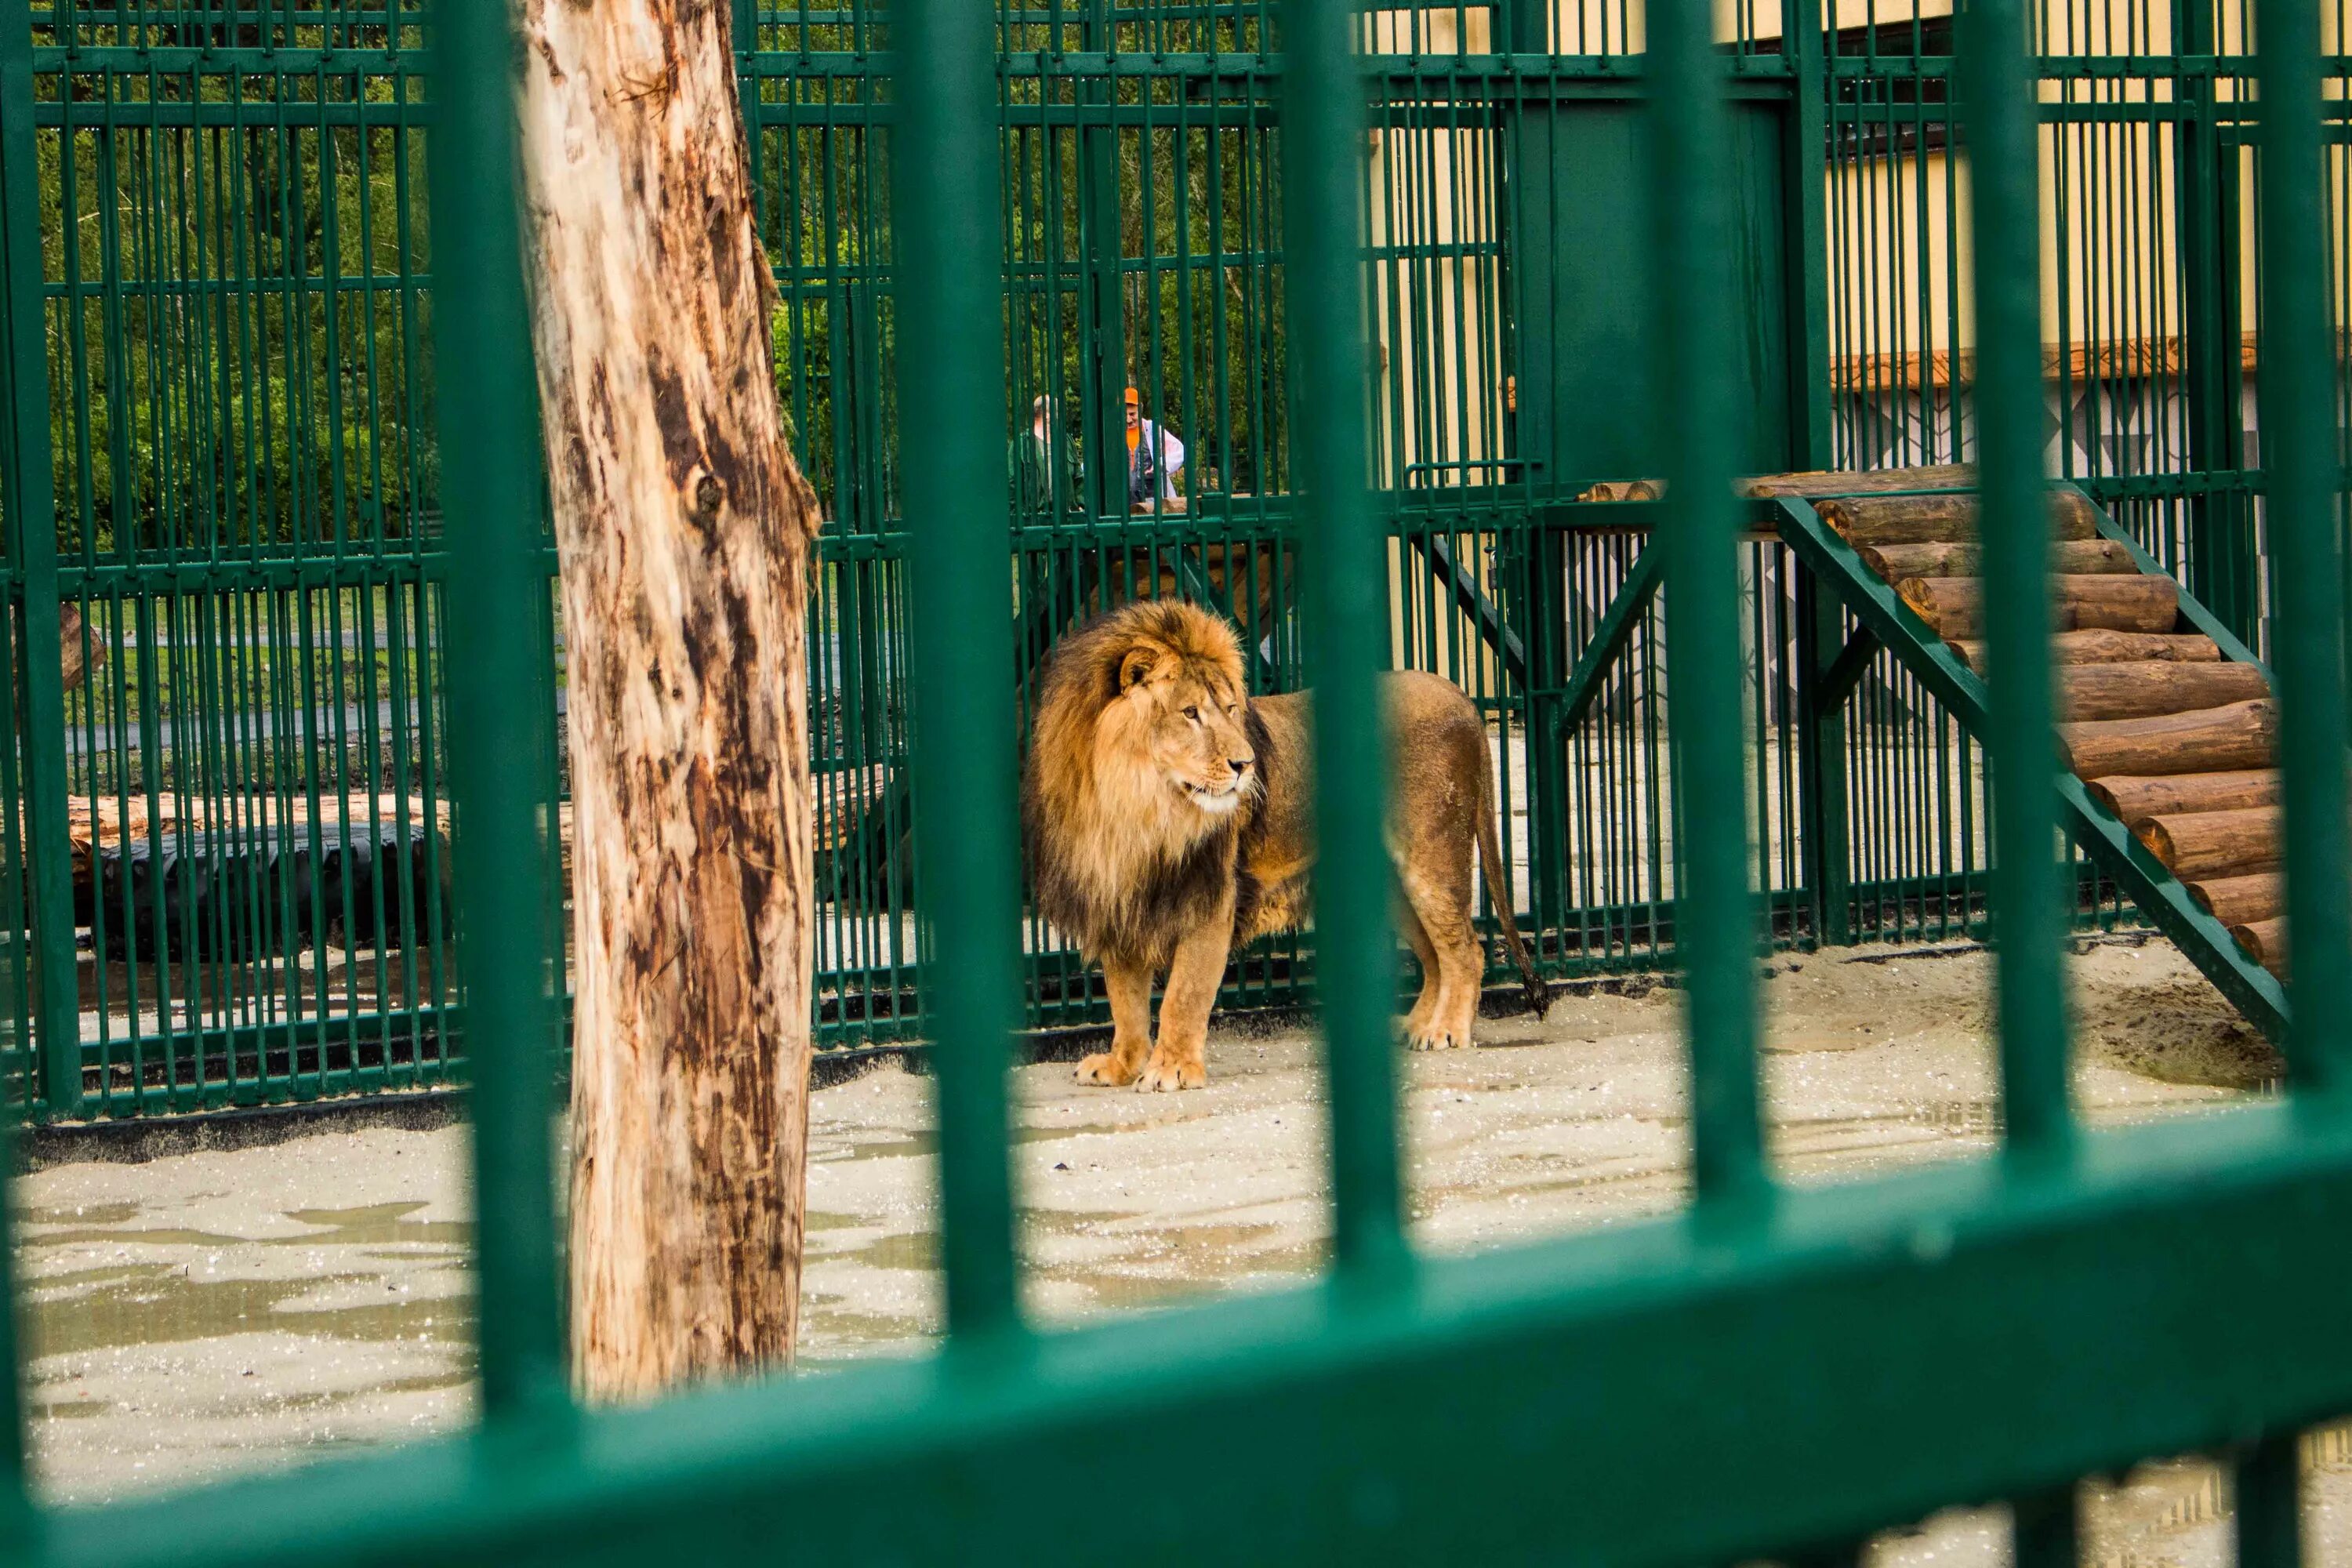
[
  {"xmin": 515, "ymin": 0, "xmax": 822, "ymax": 1400},
  {"xmin": 2232, "ymin": 916, "xmax": 2286, "ymax": 977},
  {"xmin": 2056, "ymin": 661, "xmax": 2269, "ymax": 722},
  {"xmin": 2085, "ymin": 769, "xmax": 2278, "ymax": 827},
  {"xmin": 1820, "ymin": 489, "xmax": 2099, "ymax": 545},
  {"xmin": 59, "ymin": 603, "xmax": 103, "ymax": 692},
  {"xmin": 2135, "ymin": 806, "xmax": 2282, "ymax": 880},
  {"xmin": 1896, "ymin": 575, "xmax": 2176, "ymax": 639},
  {"xmin": 2056, "ymin": 699, "xmax": 2277, "ymax": 778},
  {"xmin": 1949, "ymin": 629, "xmax": 2223, "ymax": 674},
  {"xmin": 1857, "ymin": 537, "xmax": 2136, "ymax": 581},
  {"xmin": 1741, "ymin": 462, "xmax": 1974, "ymax": 499},
  {"xmin": 2188, "ymin": 873, "xmax": 2282, "ymax": 928}
]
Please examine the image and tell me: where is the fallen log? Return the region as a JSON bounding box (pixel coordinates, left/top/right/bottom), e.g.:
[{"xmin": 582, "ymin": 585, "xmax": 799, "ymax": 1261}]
[
  {"xmin": 1857, "ymin": 538, "xmax": 2139, "ymax": 581},
  {"xmin": 1820, "ymin": 490, "xmax": 2100, "ymax": 546},
  {"xmin": 2136, "ymin": 806, "xmax": 2281, "ymax": 881},
  {"xmin": 2056, "ymin": 661, "xmax": 2270, "ymax": 722},
  {"xmin": 2188, "ymin": 873, "xmax": 2283, "ymax": 928},
  {"xmin": 1897, "ymin": 575, "xmax": 2177, "ymax": 639},
  {"xmin": 2056, "ymin": 699, "xmax": 2276, "ymax": 778},
  {"xmin": 2231, "ymin": 916, "xmax": 2285, "ymax": 977},
  {"xmin": 2085, "ymin": 769, "xmax": 2278, "ymax": 826}
]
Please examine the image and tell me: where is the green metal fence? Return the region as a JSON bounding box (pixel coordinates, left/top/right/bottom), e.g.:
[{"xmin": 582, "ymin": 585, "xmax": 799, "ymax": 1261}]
[
  {"xmin": 4, "ymin": 0, "xmax": 2351, "ymax": 1556},
  {"xmin": 0, "ymin": 0, "xmax": 2338, "ymax": 1125}
]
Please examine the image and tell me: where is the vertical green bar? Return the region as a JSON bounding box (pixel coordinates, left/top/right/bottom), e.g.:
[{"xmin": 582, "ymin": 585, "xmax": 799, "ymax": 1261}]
[
  {"xmin": 2254, "ymin": 0, "xmax": 2352, "ymax": 1094},
  {"xmin": 1646, "ymin": 0, "xmax": 1766, "ymax": 1210},
  {"xmin": 0, "ymin": 0, "xmax": 58, "ymax": 1524},
  {"xmin": 2011, "ymin": 1487, "xmax": 2080, "ymax": 1568},
  {"xmin": 1283, "ymin": 0, "xmax": 1406, "ymax": 1276},
  {"xmin": 1958, "ymin": 0, "xmax": 2073, "ymax": 1162},
  {"xmin": 891, "ymin": 0, "xmax": 1025, "ymax": 1339},
  {"xmin": 426, "ymin": 0, "xmax": 570, "ymax": 1416},
  {"xmin": 0, "ymin": 0, "xmax": 84, "ymax": 1123}
]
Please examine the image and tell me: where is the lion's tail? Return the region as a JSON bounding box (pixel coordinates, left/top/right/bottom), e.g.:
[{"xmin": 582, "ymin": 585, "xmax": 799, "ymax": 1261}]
[{"xmin": 1474, "ymin": 746, "xmax": 1550, "ymax": 1019}]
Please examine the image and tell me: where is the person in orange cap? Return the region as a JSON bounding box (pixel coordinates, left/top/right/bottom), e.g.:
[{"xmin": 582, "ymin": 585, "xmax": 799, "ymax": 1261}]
[{"xmin": 1123, "ymin": 385, "xmax": 1185, "ymax": 511}]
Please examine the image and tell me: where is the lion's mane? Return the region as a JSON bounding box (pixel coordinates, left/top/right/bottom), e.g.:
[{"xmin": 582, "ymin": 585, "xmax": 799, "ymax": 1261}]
[{"xmin": 1021, "ymin": 601, "xmax": 1275, "ymax": 967}]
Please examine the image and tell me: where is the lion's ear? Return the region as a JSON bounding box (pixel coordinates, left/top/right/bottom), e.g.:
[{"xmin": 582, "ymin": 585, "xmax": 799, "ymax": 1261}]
[{"xmin": 1116, "ymin": 645, "xmax": 1160, "ymax": 693}]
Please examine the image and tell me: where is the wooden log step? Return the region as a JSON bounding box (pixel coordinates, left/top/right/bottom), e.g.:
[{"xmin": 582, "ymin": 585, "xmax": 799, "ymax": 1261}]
[
  {"xmin": 1740, "ymin": 463, "xmax": 1975, "ymax": 499},
  {"xmin": 1897, "ymin": 575, "xmax": 2178, "ymax": 640},
  {"xmin": 2056, "ymin": 661, "xmax": 2270, "ymax": 722},
  {"xmin": 1857, "ymin": 538, "xmax": 2140, "ymax": 581},
  {"xmin": 2085, "ymin": 769, "xmax": 2278, "ymax": 827},
  {"xmin": 2187, "ymin": 873, "xmax": 2283, "ymax": 928},
  {"xmin": 2136, "ymin": 806, "xmax": 2281, "ymax": 881},
  {"xmin": 2056, "ymin": 699, "xmax": 2276, "ymax": 778},
  {"xmin": 2232, "ymin": 916, "xmax": 2285, "ymax": 978},
  {"xmin": 1947, "ymin": 630, "xmax": 2224, "ymax": 676},
  {"xmin": 1819, "ymin": 490, "xmax": 2100, "ymax": 546}
]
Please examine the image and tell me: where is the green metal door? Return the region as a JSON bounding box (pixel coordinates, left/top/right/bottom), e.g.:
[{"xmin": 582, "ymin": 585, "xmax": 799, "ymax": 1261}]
[{"xmin": 1509, "ymin": 99, "xmax": 1797, "ymax": 491}]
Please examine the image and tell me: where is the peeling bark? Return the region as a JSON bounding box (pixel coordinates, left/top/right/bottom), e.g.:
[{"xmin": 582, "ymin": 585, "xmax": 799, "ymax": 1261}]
[{"xmin": 514, "ymin": 0, "xmax": 822, "ymax": 1400}]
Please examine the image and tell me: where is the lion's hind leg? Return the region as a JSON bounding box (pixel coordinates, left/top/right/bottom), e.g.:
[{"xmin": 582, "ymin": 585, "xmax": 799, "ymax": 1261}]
[
  {"xmin": 1396, "ymin": 894, "xmax": 1445, "ymax": 1047},
  {"xmin": 1398, "ymin": 862, "xmax": 1483, "ymax": 1051}
]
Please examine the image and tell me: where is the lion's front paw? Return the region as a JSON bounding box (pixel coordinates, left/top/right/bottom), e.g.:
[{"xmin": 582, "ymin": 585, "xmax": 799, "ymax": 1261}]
[
  {"xmin": 1134, "ymin": 1049, "xmax": 1207, "ymax": 1091},
  {"xmin": 1076, "ymin": 1051, "xmax": 1142, "ymax": 1087},
  {"xmin": 1406, "ymin": 1022, "xmax": 1468, "ymax": 1051}
]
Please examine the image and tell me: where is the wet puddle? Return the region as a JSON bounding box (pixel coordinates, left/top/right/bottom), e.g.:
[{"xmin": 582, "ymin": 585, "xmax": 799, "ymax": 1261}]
[{"xmin": 13, "ymin": 1190, "xmax": 478, "ymax": 1504}]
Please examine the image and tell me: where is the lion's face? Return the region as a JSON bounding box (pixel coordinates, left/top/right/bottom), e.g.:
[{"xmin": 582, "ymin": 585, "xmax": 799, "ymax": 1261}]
[{"xmin": 1106, "ymin": 644, "xmax": 1256, "ymax": 818}]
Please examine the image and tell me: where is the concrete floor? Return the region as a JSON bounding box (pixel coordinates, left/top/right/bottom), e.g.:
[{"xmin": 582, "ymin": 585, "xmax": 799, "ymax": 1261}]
[{"xmin": 15, "ymin": 934, "xmax": 2347, "ymax": 1566}]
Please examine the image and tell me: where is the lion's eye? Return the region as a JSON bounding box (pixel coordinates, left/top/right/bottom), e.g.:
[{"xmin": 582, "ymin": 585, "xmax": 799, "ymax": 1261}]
[{"xmin": 1181, "ymin": 705, "xmax": 1200, "ymax": 721}]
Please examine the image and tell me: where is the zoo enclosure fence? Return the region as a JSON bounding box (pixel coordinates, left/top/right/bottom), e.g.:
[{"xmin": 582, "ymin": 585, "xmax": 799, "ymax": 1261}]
[
  {"xmin": 0, "ymin": 0, "xmax": 2339, "ymax": 1122},
  {"xmin": 5, "ymin": 0, "xmax": 2352, "ymax": 1559}
]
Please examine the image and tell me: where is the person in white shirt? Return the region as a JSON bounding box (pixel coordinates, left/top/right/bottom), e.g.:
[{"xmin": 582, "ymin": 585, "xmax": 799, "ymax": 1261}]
[{"xmin": 1123, "ymin": 385, "xmax": 1185, "ymax": 510}]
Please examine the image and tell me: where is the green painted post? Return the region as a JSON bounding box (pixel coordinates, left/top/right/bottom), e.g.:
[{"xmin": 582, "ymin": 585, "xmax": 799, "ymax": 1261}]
[
  {"xmin": 1780, "ymin": 0, "xmax": 1833, "ymax": 472},
  {"xmin": 2011, "ymin": 1488, "xmax": 2079, "ymax": 1568},
  {"xmin": 1795, "ymin": 572, "xmax": 1853, "ymax": 947},
  {"xmin": 891, "ymin": 0, "xmax": 1025, "ymax": 1340},
  {"xmin": 1500, "ymin": 0, "xmax": 1575, "ymax": 959},
  {"xmin": 1283, "ymin": 0, "xmax": 1406, "ymax": 1277},
  {"xmin": 0, "ymin": 0, "xmax": 85, "ymax": 1123},
  {"xmin": 2235, "ymin": 1432, "xmax": 2305, "ymax": 1568},
  {"xmin": 1958, "ymin": 0, "xmax": 2072, "ymax": 1163},
  {"xmin": 2253, "ymin": 0, "xmax": 2352, "ymax": 1096},
  {"xmin": 1083, "ymin": 0, "xmax": 1125, "ymax": 526},
  {"xmin": 1780, "ymin": 0, "xmax": 1852, "ymax": 950},
  {"xmin": 1646, "ymin": 0, "xmax": 1767, "ymax": 1210},
  {"xmin": 426, "ymin": 0, "xmax": 572, "ymax": 1419},
  {"xmin": 2174, "ymin": 0, "xmax": 2252, "ymax": 644}
]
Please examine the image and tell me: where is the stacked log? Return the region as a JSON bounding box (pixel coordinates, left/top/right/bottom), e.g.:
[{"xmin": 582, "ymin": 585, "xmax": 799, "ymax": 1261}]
[{"xmin": 1801, "ymin": 464, "xmax": 2297, "ymax": 981}]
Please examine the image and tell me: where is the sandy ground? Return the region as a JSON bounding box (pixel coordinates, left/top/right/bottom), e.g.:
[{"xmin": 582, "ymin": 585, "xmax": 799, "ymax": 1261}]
[{"xmin": 16, "ymin": 933, "xmax": 2347, "ymax": 1565}]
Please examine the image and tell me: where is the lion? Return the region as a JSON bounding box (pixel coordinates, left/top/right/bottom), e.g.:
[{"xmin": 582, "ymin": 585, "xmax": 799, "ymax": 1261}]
[{"xmin": 1022, "ymin": 598, "xmax": 1548, "ymax": 1091}]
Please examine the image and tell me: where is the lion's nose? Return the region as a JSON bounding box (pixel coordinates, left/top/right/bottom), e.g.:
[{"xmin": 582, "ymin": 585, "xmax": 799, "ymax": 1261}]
[{"xmin": 1229, "ymin": 757, "xmax": 1253, "ymax": 776}]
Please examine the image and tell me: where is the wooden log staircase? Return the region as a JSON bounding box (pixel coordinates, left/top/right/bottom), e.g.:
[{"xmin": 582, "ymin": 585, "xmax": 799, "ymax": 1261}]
[{"xmin": 1759, "ymin": 463, "xmax": 2294, "ymax": 1043}]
